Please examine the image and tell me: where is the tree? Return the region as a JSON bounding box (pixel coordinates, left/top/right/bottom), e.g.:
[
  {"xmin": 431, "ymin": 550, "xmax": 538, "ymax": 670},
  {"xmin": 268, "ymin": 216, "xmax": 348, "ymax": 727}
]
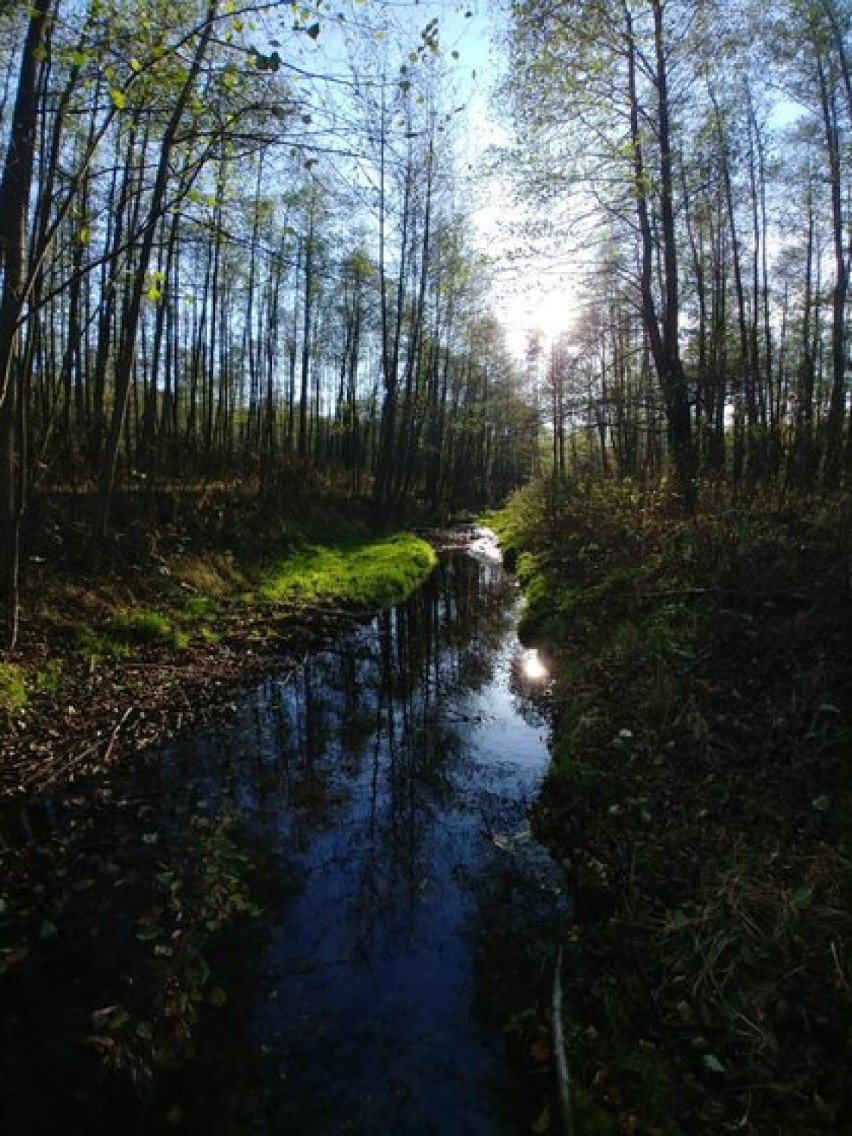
[
  {"xmin": 505, "ymin": 0, "xmax": 697, "ymax": 508},
  {"xmin": 0, "ymin": 0, "xmax": 52, "ymax": 649}
]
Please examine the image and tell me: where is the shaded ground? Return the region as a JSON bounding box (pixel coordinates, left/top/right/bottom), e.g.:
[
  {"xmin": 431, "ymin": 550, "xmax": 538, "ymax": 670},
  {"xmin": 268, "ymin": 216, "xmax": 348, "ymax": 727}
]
[
  {"xmin": 495, "ymin": 480, "xmax": 852, "ymax": 1135},
  {"xmin": 0, "ymin": 486, "xmax": 438, "ymax": 1132},
  {"xmin": 2, "ymin": 484, "xmax": 423, "ymax": 795}
]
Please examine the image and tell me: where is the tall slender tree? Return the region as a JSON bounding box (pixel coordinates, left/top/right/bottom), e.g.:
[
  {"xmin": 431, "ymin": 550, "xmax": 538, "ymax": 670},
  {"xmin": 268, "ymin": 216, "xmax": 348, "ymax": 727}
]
[{"xmin": 0, "ymin": 0, "xmax": 52, "ymax": 649}]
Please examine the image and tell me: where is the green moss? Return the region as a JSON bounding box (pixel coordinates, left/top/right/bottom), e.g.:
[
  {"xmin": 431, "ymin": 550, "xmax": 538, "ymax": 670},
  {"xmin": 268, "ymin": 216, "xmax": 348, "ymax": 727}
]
[
  {"xmin": 35, "ymin": 660, "xmax": 64, "ymax": 697},
  {"xmin": 0, "ymin": 663, "xmax": 27, "ymax": 717},
  {"xmin": 516, "ymin": 562, "xmax": 576, "ymax": 647},
  {"xmin": 260, "ymin": 531, "xmax": 437, "ymax": 610}
]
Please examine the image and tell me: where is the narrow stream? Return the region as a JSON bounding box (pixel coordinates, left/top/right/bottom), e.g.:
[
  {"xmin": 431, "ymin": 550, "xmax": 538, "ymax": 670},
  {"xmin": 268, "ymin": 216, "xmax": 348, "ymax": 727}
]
[
  {"xmin": 1, "ymin": 531, "xmax": 567, "ymax": 1135},
  {"xmin": 165, "ymin": 530, "xmax": 566, "ymax": 1134}
]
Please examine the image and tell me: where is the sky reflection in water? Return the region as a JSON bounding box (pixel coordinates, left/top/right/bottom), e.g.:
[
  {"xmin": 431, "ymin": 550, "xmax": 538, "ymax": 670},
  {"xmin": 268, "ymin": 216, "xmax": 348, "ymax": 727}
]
[{"xmin": 173, "ymin": 542, "xmax": 563, "ymax": 1135}]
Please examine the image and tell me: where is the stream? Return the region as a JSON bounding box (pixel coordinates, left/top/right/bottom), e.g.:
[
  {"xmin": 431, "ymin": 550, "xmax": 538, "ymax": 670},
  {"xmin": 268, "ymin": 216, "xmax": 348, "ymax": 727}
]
[{"xmin": 2, "ymin": 530, "xmax": 567, "ymax": 1134}]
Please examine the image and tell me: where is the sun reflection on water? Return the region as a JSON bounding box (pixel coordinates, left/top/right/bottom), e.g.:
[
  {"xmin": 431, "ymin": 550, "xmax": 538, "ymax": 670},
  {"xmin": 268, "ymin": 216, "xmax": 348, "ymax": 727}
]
[{"xmin": 521, "ymin": 648, "xmax": 548, "ymax": 681}]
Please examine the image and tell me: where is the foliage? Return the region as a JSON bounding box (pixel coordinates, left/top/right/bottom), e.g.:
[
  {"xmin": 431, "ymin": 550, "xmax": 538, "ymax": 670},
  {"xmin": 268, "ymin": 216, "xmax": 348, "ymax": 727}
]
[
  {"xmin": 120, "ymin": 809, "xmax": 261, "ymax": 1073},
  {"xmin": 495, "ymin": 474, "xmax": 852, "ymax": 1133},
  {"xmin": 74, "ymin": 608, "xmax": 171, "ymax": 662},
  {"xmin": 502, "ymin": 0, "xmax": 852, "ymax": 500},
  {"xmin": 0, "ymin": 0, "xmax": 538, "ymax": 648},
  {"xmin": 35, "ymin": 660, "xmax": 64, "ymax": 698}
]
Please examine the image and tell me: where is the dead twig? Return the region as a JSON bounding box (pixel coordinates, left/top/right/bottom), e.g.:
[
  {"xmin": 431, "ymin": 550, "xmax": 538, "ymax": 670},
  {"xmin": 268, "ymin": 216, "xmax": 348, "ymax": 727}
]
[
  {"xmin": 23, "ymin": 706, "xmax": 137, "ymax": 792},
  {"xmin": 552, "ymin": 946, "xmax": 574, "ymax": 1136}
]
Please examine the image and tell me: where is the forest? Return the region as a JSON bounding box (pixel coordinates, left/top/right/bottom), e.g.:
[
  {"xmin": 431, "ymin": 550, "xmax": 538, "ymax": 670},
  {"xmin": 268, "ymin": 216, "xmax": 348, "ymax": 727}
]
[
  {"xmin": 0, "ymin": 0, "xmax": 851, "ymax": 1133},
  {"xmin": 0, "ymin": 0, "xmax": 850, "ymax": 633},
  {"xmin": 0, "ymin": 0, "xmax": 540, "ymax": 651}
]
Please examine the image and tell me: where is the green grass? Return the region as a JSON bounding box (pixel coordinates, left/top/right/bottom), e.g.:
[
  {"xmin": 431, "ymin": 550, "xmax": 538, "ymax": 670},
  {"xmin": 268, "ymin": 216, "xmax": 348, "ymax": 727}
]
[
  {"xmin": 107, "ymin": 609, "xmax": 172, "ymax": 645},
  {"xmin": 36, "ymin": 660, "xmax": 65, "ymax": 698},
  {"xmin": 259, "ymin": 532, "xmax": 437, "ymax": 610},
  {"xmin": 62, "ymin": 529, "xmax": 435, "ymax": 668},
  {"xmin": 76, "ymin": 608, "xmax": 173, "ymax": 663}
]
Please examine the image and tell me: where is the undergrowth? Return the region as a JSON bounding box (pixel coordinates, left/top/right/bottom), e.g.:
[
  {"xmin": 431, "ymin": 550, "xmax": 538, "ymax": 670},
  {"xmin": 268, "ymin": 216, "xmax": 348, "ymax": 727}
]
[
  {"xmin": 495, "ymin": 475, "xmax": 852, "ymax": 1135},
  {"xmin": 0, "ymin": 664, "xmax": 27, "ymax": 719}
]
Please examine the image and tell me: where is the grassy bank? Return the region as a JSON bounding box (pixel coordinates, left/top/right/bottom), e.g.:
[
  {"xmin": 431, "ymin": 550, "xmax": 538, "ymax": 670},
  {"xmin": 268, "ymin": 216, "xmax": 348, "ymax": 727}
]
[
  {"xmin": 493, "ymin": 478, "xmax": 852, "ymax": 1135},
  {"xmin": 0, "ymin": 486, "xmax": 437, "ymax": 1127},
  {"xmin": 1, "ymin": 489, "xmax": 437, "ymax": 757},
  {"xmin": 260, "ymin": 531, "xmax": 437, "ymax": 609}
]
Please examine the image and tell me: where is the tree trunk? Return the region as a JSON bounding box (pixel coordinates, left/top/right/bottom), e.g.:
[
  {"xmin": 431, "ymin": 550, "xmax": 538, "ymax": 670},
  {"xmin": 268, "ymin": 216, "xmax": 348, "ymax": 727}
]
[
  {"xmin": 818, "ymin": 53, "xmax": 849, "ymax": 486},
  {"xmin": 90, "ymin": 0, "xmax": 217, "ymax": 560},
  {"xmin": 0, "ymin": 0, "xmax": 52, "ymax": 650},
  {"xmin": 627, "ymin": 1, "xmax": 695, "ymax": 511}
]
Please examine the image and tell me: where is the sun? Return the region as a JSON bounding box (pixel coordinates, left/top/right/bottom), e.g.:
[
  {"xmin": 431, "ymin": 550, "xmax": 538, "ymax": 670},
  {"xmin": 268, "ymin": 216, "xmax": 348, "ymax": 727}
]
[{"xmin": 497, "ymin": 278, "xmax": 578, "ymax": 358}]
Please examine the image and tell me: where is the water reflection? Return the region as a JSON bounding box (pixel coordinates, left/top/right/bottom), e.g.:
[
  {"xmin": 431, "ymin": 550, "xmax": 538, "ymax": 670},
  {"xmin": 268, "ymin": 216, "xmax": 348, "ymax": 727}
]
[
  {"xmin": 164, "ymin": 545, "xmax": 563, "ymax": 1134},
  {"xmin": 519, "ymin": 648, "xmax": 549, "ymax": 683}
]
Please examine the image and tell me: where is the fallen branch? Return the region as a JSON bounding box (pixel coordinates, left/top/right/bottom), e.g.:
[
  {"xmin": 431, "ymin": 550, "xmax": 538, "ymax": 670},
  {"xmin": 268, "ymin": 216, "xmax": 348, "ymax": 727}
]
[
  {"xmin": 552, "ymin": 945, "xmax": 574, "ymax": 1136},
  {"xmin": 23, "ymin": 706, "xmax": 137, "ymax": 792}
]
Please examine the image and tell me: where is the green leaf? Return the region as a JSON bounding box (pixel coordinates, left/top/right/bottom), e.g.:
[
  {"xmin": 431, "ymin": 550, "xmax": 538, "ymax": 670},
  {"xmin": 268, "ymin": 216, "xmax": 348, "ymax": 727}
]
[
  {"xmin": 108, "ymin": 1008, "xmax": 131, "ymax": 1030},
  {"xmin": 109, "ymin": 88, "xmax": 126, "ymax": 110},
  {"xmin": 702, "ymin": 1053, "xmax": 725, "ymax": 1074}
]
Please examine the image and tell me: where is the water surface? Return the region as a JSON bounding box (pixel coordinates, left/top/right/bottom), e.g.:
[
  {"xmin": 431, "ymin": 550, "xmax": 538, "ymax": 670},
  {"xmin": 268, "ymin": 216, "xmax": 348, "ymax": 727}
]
[{"xmin": 163, "ymin": 531, "xmax": 564, "ymax": 1134}]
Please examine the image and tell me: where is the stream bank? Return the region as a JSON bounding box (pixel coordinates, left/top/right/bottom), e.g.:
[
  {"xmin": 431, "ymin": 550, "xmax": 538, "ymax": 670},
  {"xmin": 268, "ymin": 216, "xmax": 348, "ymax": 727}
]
[
  {"xmin": 1, "ymin": 494, "xmax": 438, "ymax": 1130},
  {"xmin": 493, "ymin": 478, "xmax": 852, "ymax": 1135}
]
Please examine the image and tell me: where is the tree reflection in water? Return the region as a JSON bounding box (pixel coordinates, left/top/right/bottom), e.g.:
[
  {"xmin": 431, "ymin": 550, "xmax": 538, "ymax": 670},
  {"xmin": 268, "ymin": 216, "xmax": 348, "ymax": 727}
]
[{"xmin": 169, "ymin": 542, "xmax": 565, "ymax": 1135}]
